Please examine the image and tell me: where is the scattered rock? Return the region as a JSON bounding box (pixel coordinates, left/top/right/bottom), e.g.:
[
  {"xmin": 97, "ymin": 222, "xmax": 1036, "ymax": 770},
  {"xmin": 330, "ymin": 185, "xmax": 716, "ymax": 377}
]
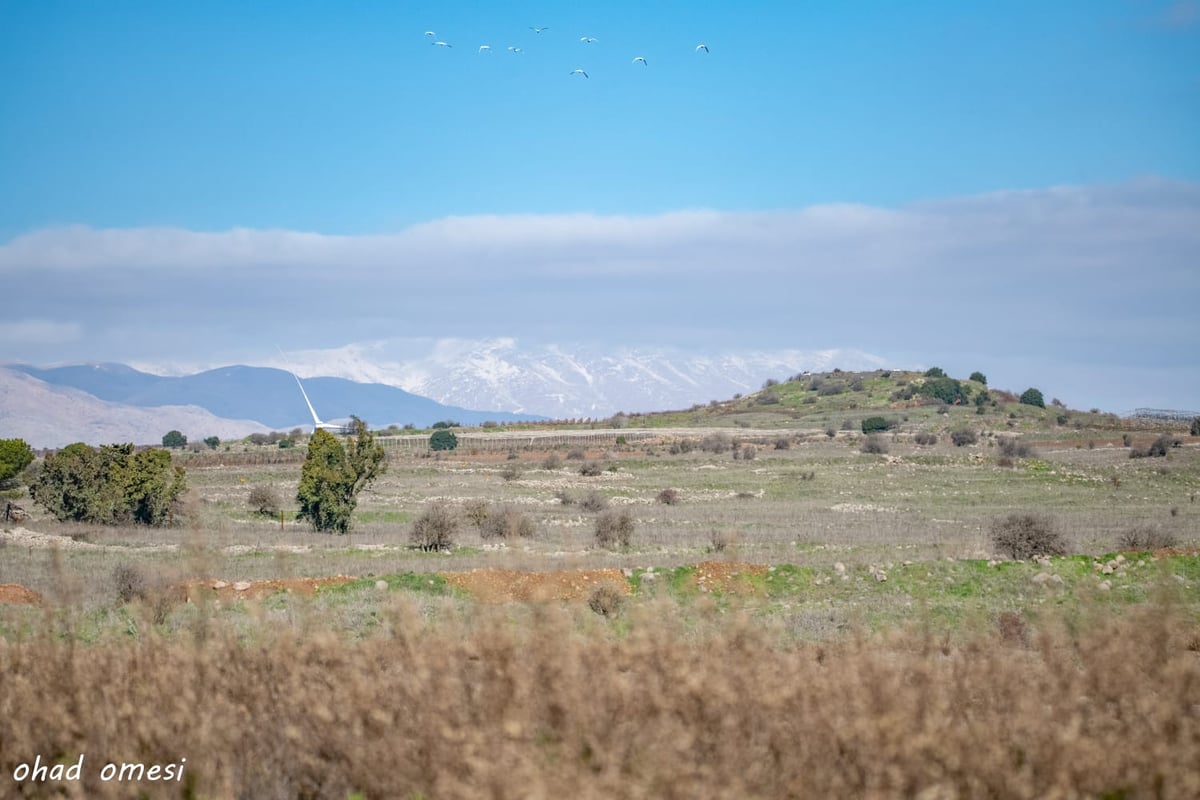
[
  {"xmin": 1098, "ymin": 580, "xmax": 1112, "ymax": 592},
  {"xmin": 834, "ymin": 562, "xmax": 846, "ymax": 574},
  {"xmin": 374, "ymin": 580, "xmax": 389, "ymax": 591}
]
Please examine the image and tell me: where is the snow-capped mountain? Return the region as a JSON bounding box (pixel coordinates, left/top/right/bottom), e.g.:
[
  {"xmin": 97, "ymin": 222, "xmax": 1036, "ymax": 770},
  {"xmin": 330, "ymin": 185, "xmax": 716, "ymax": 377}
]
[{"xmin": 241, "ymin": 339, "xmax": 893, "ymax": 419}]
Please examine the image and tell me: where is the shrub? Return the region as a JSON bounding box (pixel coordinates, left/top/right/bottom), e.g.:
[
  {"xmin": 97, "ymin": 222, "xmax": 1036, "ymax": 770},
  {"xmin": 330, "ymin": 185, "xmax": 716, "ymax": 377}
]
[
  {"xmin": 950, "ymin": 429, "xmax": 978, "ymax": 447},
  {"xmin": 566, "ymin": 448, "xmax": 586, "ymax": 460},
  {"xmin": 969, "ymin": 371, "xmax": 987, "ymax": 385},
  {"xmin": 914, "ymin": 431, "xmax": 938, "ymax": 446},
  {"xmin": 410, "ymin": 504, "xmax": 458, "ymax": 551},
  {"xmin": 1019, "ymin": 388, "xmax": 1046, "ymax": 408},
  {"xmin": 501, "ymin": 464, "xmax": 522, "ymax": 482},
  {"xmin": 773, "ymin": 437, "xmax": 791, "ymax": 450},
  {"xmin": 989, "ymin": 513, "xmax": 1067, "ymax": 559},
  {"xmin": 923, "ymin": 367, "xmax": 946, "ymax": 378},
  {"xmin": 579, "ymin": 490, "xmax": 609, "ymax": 512},
  {"xmin": 848, "ymin": 376, "xmax": 865, "ymax": 392},
  {"xmin": 708, "ymin": 528, "xmax": 734, "ymax": 553},
  {"xmin": 700, "ymin": 433, "xmax": 733, "ymax": 453},
  {"xmin": 998, "ymin": 437, "xmax": 1036, "ymax": 459},
  {"xmin": 463, "ymin": 499, "xmax": 491, "ymax": 529},
  {"xmin": 668, "ymin": 439, "xmax": 694, "ymax": 455},
  {"xmin": 861, "ymin": 416, "xmax": 890, "ymax": 434},
  {"xmin": 594, "ymin": 509, "xmax": 634, "ymax": 549},
  {"xmin": 655, "ymin": 488, "xmax": 680, "ymax": 505},
  {"xmin": 248, "ymin": 485, "xmax": 281, "ymax": 517},
  {"xmin": 112, "ymin": 563, "xmax": 149, "ymax": 603},
  {"xmin": 579, "ymin": 461, "xmax": 604, "ymax": 477},
  {"xmin": 429, "ymin": 430, "xmax": 458, "ymax": 451},
  {"xmin": 541, "ymin": 453, "xmax": 562, "ymax": 470},
  {"xmin": 430, "ymin": 420, "xmax": 459, "ymax": 429},
  {"xmin": 480, "ymin": 507, "xmax": 535, "ymax": 540},
  {"xmin": 203, "ymin": 436, "xmax": 220, "ymax": 450},
  {"xmin": 860, "ymin": 435, "xmax": 889, "ymax": 455},
  {"xmin": 1122, "ymin": 433, "xmax": 1134, "ymax": 447},
  {"xmin": 733, "ymin": 445, "xmax": 757, "ymax": 461},
  {"xmin": 1192, "ymin": 417, "xmax": 1200, "ymax": 437},
  {"xmin": 553, "ymin": 489, "xmax": 575, "ymax": 506},
  {"xmin": 587, "ymin": 582, "xmax": 626, "ymax": 617},
  {"xmin": 917, "ymin": 377, "xmax": 968, "ymax": 405},
  {"xmin": 1117, "ymin": 526, "xmax": 1177, "ymax": 551},
  {"xmin": 31, "ymin": 443, "xmax": 187, "ymax": 526},
  {"xmin": 755, "ymin": 391, "xmax": 781, "ymax": 405},
  {"xmin": 817, "ymin": 382, "xmax": 846, "ymax": 397}
]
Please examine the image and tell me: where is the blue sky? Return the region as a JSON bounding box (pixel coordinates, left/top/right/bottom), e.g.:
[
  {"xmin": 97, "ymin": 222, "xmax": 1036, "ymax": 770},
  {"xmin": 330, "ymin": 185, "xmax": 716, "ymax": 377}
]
[{"xmin": 1, "ymin": 0, "xmax": 1198, "ymax": 413}]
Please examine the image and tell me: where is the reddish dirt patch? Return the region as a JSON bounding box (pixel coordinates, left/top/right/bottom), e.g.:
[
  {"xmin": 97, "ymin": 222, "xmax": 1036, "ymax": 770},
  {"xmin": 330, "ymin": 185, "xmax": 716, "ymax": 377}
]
[
  {"xmin": 443, "ymin": 568, "xmax": 631, "ymax": 603},
  {"xmin": 688, "ymin": 561, "xmax": 770, "ymax": 595},
  {"xmin": 183, "ymin": 575, "xmax": 358, "ymax": 602},
  {"xmin": 0, "ymin": 583, "xmax": 43, "ymax": 605}
]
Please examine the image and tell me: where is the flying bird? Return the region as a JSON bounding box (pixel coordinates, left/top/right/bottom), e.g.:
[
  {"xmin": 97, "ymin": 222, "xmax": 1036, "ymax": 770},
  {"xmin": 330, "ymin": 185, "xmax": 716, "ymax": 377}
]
[
  {"xmin": 632, "ymin": 56, "xmax": 648, "ymax": 65},
  {"xmin": 529, "ymin": 26, "xmax": 549, "ymax": 33},
  {"xmin": 432, "ymin": 40, "xmax": 452, "ymax": 48},
  {"xmin": 478, "ymin": 44, "xmax": 491, "ymax": 53},
  {"xmin": 570, "ymin": 68, "xmax": 589, "ymax": 78},
  {"xmin": 695, "ymin": 43, "xmax": 709, "ymax": 53},
  {"xmin": 507, "ymin": 45, "xmax": 522, "ymax": 53},
  {"xmin": 424, "ymin": 31, "xmax": 435, "ymax": 37},
  {"xmin": 580, "ymin": 36, "xmax": 597, "ymax": 43}
]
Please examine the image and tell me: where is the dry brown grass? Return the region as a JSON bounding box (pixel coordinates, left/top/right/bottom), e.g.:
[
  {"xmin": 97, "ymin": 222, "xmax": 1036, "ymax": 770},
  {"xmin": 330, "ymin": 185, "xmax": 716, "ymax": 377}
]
[{"xmin": 0, "ymin": 601, "xmax": 1197, "ymax": 798}]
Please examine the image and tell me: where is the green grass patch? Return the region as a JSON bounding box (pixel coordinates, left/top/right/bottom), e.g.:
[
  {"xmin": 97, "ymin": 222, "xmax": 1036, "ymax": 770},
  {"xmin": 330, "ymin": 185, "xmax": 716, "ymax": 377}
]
[{"xmin": 320, "ymin": 572, "xmax": 454, "ymax": 596}]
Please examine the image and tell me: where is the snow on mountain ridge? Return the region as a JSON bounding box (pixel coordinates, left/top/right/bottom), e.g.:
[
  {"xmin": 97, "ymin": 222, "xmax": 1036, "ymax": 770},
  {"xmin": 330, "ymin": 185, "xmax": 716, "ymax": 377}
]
[{"xmin": 256, "ymin": 340, "xmax": 892, "ymax": 418}]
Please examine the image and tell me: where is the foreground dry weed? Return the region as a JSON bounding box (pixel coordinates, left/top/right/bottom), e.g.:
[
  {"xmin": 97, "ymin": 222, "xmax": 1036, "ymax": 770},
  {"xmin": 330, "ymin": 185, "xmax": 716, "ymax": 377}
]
[{"xmin": 1, "ymin": 601, "xmax": 1198, "ymax": 799}]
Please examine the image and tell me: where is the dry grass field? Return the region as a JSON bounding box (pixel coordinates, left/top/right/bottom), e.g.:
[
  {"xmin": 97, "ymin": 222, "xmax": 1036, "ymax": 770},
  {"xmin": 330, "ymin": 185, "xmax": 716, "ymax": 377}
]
[{"xmin": 2, "ymin": 379, "xmax": 1199, "ymax": 798}]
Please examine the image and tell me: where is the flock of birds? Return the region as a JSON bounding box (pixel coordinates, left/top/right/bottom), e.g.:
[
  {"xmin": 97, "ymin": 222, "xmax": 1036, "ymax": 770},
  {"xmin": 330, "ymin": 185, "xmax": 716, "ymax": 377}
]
[{"xmin": 421, "ymin": 26, "xmax": 709, "ymax": 79}]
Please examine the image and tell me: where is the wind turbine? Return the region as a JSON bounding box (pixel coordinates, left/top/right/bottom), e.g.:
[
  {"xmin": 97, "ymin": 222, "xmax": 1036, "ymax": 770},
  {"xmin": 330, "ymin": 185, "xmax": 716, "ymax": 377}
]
[{"xmin": 276, "ymin": 348, "xmax": 349, "ymax": 434}]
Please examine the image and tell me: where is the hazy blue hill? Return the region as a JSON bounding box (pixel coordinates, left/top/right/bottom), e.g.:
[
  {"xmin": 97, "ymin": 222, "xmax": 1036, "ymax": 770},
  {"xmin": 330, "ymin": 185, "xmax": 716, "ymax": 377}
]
[{"xmin": 6, "ymin": 363, "xmax": 544, "ymax": 429}]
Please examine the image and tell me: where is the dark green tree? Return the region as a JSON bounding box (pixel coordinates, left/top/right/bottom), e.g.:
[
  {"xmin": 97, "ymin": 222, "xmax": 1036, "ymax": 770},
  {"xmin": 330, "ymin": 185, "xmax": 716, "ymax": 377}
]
[
  {"xmin": 30, "ymin": 443, "xmax": 186, "ymax": 525},
  {"xmin": 917, "ymin": 377, "xmax": 968, "ymax": 405},
  {"xmin": 296, "ymin": 418, "xmax": 386, "ymax": 534},
  {"xmin": 204, "ymin": 436, "xmax": 220, "ymax": 450},
  {"xmin": 1191, "ymin": 417, "xmax": 1200, "ymax": 437},
  {"xmin": 861, "ymin": 416, "xmax": 891, "ymax": 434},
  {"xmin": 429, "ymin": 429, "xmax": 458, "ymax": 451},
  {"xmin": 1019, "ymin": 388, "xmax": 1046, "ymax": 408},
  {"xmin": 162, "ymin": 430, "xmax": 187, "ymax": 448},
  {"xmin": 969, "ymin": 371, "xmax": 987, "ymax": 385},
  {"xmin": 0, "ymin": 438, "xmax": 35, "ymax": 486},
  {"xmin": 923, "ymin": 367, "xmax": 946, "ymax": 378}
]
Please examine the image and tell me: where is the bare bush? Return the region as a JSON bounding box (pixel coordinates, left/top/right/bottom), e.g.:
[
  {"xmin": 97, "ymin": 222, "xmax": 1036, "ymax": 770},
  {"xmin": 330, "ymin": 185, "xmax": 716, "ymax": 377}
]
[
  {"xmin": 860, "ymin": 435, "xmax": 888, "ymax": 455},
  {"xmin": 773, "ymin": 437, "xmax": 791, "ymax": 450},
  {"xmin": 989, "ymin": 513, "xmax": 1067, "ymax": 560},
  {"xmin": 594, "ymin": 509, "xmax": 635, "ymax": 549},
  {"xmin": 462, "ymin": 499, "xmax": 491, "ymax": 529},
  {"xmin": 480, "ymin": 507, "xmax": 536, "ymax": 540},
  {"xmin": 579, "ymin": 490, "xmax": 609, "ymax": 513},
  {"xmin": 247, "ymin": 485, "xmax": 281, "ymax": 517},
  {"xmin": 112, "ymin": 563, "xmax": 148, "ymax": 603},
  {"xmin": 1117, "ymin": 526, "xmax": 1178, "ymax": 551},
  {"xmin": 566, "ymin": 448, "xmax": 586, "ymax": 461},
  {"xmin": 655, "ymin": 488, "xmax": 680, "ymax": 506},
  {"xmin": 708, "ymin": 528, "xmax": 735, "ymax": 553},
  {"xmin": 668, "ymin": 438, "xmax": 695, "ymax": 455},
  {"xmin": 950, "ymin": 429, "xmax": 978, "ymax": 447},
  {"xmin": 579, "ymin": 461, "xmax": 604, "ymax": 477},
  {"xmin": 501, "ymin": 464, "xmax": 522, "ymax": 482},
  {"xmin": 410, "ymin": 504, "xmax": 458, "ymax": 551},
  {"xmin": 700, "ymin": 433, "xmax": 733, "ymax": 454},
  {"xmin": 554, "ymin": 489, "xmax": 575, "ymax": 506},
  {"xmin": 733, "ymin": 445, "xmax": 757, "ymax": 461},
  {"xmin": 541, "ymin": 453, "xmax": 562, "ymax": 470},
  {"xmin": 914, "ymin": 431, "xmax": 938, "ymax": 446},
  {"xmin": 587, "ymin": 582, "xmax": 626, "ymax": 617},
  {"xmin": 998, "ymin": 437, "xmax": 1036, "ymax": 459}
]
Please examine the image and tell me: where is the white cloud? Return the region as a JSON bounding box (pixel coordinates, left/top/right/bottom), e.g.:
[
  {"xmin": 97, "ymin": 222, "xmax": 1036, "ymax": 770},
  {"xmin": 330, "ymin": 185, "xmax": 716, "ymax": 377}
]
[
  {"xmin": 0, "ymin": 319, "xmax": 83, "ymax": 345},
  {"xmin": 1, "ymin": 177, "xmax": 1197, "ymax": 411}
]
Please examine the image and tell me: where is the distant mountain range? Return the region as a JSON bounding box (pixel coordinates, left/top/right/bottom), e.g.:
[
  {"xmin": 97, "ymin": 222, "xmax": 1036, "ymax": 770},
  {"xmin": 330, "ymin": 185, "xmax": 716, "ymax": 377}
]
[
  {"xmin": 253, "ymin": 339, "xmax": 893, "ymax": 419},
  {"xmin": 1, "ymin": 363, "xmax": 545, "ymax": 448},
  {"xmin": 2, "ymin": 342, "xmax": 896, "ymax": 448}
]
